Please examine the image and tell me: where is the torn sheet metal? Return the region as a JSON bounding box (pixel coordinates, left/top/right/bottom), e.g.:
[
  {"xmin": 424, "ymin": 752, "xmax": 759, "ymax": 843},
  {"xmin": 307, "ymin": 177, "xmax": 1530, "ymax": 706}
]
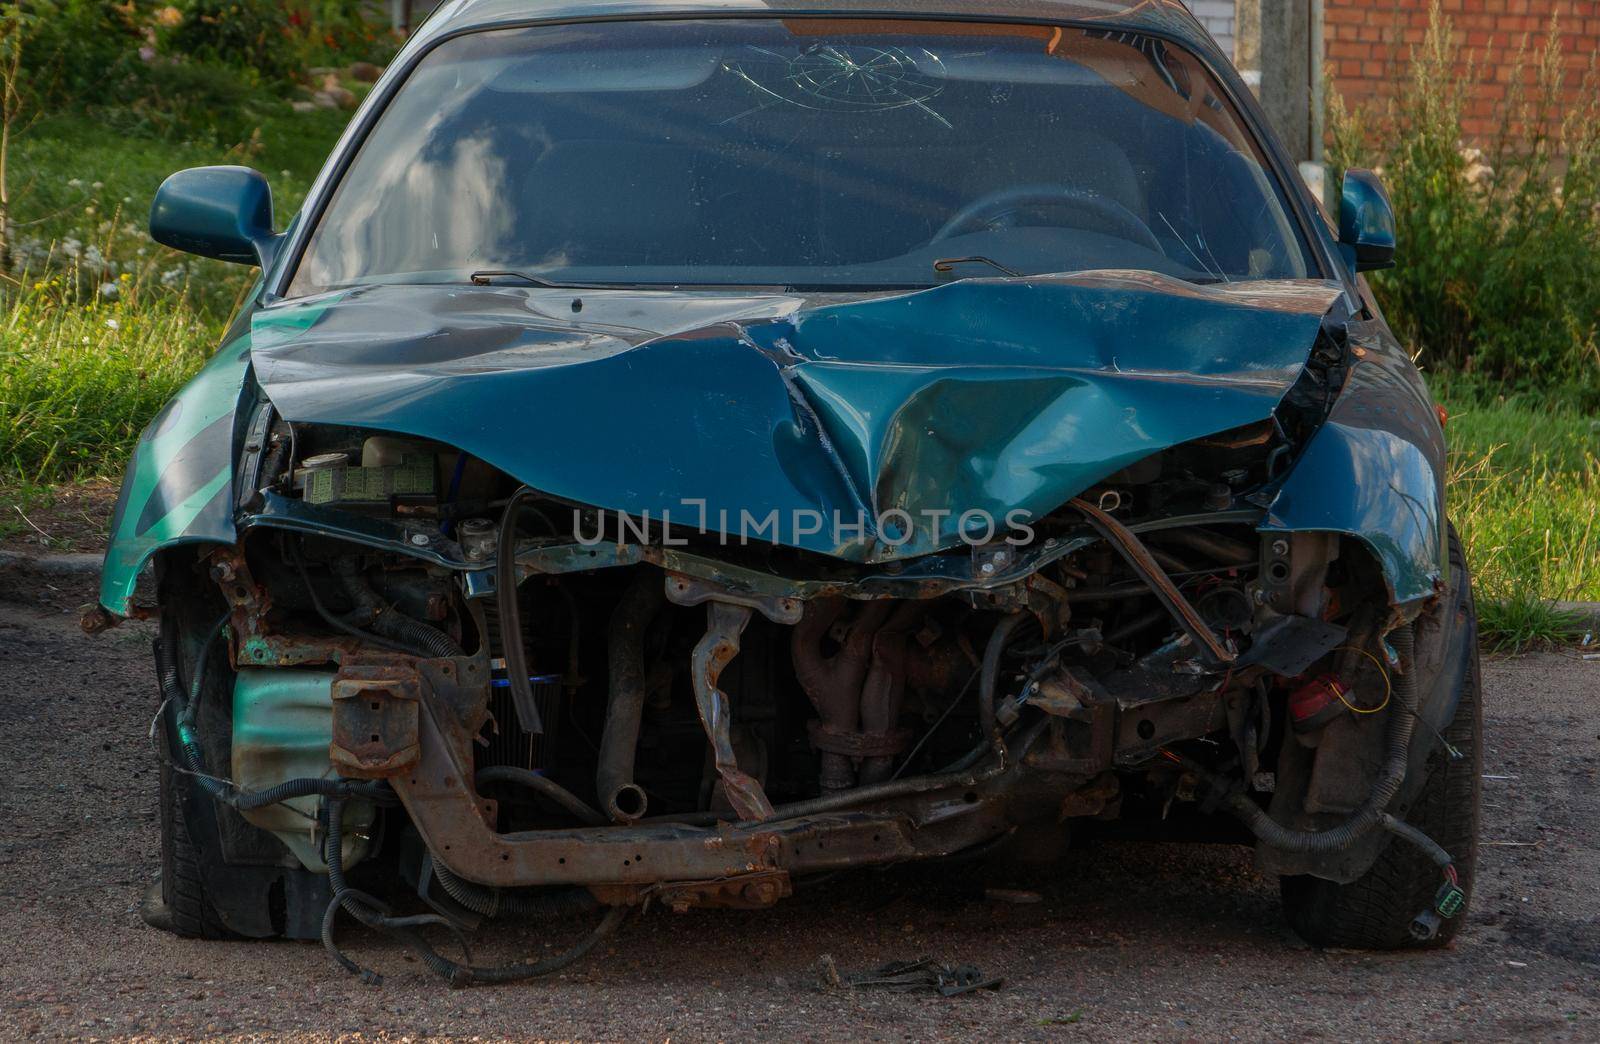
[
  {"xmin": 1261, "ymin": 318, "xmax": 1448, "ymax": 605},
  {"xmin": 246, "ymin": 271, "xmax": 1342, "ymax": 561}
]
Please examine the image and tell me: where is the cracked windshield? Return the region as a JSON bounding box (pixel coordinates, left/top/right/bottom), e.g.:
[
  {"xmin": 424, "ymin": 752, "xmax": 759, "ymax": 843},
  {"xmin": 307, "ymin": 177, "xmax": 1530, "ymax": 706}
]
[{"xmin": 288, "ymin": 18, "xmax": 1313, "ymax": 296}]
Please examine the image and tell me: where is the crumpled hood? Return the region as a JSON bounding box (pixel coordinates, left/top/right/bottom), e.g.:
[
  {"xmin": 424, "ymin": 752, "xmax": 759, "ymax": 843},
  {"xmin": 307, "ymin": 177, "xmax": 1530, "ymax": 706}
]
[{"xmin": 251, "ymin": 271, "xmax": 1344, "ymax": 561}]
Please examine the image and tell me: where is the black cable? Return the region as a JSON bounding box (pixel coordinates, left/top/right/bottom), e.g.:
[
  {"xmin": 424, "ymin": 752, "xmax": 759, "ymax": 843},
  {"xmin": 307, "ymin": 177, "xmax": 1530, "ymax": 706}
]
[
  {"xmin": 889, "ymin": 668, "xmax": 979, "ymax": 782},
  {"xmin": 498, "ymin": 487, "xmax": 544, "ymax": 734},
  {"xmin": 179, "ymin": 613, "xmax": 230, "ymax": 729},
  {"xmin": 154, "ymin": 625, "xmax": 398, "ymax": 811},
  {"xmin": 977, "ymin": 613, "xmax": 1032, "ymax": 740},
  {"xmin": 322, "ymin": 797, "xmax": 622, "ymax": 987},
  {"xmin": 476, "ymin": 765, "xmax": 606, "ymax": 826},
  {"xmin": 430, "ymin": 859, "xmax": 600, "ymax": 921}
]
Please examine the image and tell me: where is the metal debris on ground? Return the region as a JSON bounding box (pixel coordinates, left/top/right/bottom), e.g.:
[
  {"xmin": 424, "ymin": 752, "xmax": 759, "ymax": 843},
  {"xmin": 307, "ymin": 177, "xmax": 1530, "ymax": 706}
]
[
  {"xmin": 817, "ymin": 954, "xmax": 1003, "ymax": 996},
  {"xmin": 984, "ymin": 887, "xmax": 1043, "ymax": 904}
]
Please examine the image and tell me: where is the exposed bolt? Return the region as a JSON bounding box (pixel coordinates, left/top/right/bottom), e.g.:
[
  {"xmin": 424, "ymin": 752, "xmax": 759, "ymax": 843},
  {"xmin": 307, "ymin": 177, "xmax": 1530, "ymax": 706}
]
[
  {"xmin": 210, "ymin": 561, "xmax": 235, "ymax": 583},
  {"xmin": 1270, "ymin": 538, "xmax": 1290, "ymax": 557},
  {"xmin": 979, "ymin": 562, "xmax": 996, "ymax": 575},
  {"xmin": 410, "ymin": 533, "xmax": 430, "ymax": 546}
]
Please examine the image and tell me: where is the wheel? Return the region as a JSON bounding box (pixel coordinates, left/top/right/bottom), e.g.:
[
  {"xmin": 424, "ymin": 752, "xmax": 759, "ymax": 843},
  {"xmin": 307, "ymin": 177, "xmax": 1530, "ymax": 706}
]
[
  {"xmin": 142, "ymin": 727, "xmax": 231, "ymax": 939},
  {"xmin": 1280, "ymin": 527, "xmax": 1482, "ymax": 949}
]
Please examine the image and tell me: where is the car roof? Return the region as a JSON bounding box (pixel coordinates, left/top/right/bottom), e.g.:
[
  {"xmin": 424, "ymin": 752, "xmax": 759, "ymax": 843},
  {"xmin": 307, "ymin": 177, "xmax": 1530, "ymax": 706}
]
[{"xmin": 412, "ymin": 0, "xmax": 1225, "ymax": 60}]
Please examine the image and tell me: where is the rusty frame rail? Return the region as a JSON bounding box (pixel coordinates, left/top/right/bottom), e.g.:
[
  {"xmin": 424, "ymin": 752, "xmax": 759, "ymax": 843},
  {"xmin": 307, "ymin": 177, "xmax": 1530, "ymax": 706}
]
[{"xmin": 390, "ymin": 686, "xmax": 1019, "ymax": 889}]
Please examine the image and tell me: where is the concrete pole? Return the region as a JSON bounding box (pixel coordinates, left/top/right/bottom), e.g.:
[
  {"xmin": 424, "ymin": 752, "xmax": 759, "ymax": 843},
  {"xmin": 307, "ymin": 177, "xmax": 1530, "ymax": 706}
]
[{"xmin": 1233, "ymin": 0, "xmax": 1314, "ymax": 164}]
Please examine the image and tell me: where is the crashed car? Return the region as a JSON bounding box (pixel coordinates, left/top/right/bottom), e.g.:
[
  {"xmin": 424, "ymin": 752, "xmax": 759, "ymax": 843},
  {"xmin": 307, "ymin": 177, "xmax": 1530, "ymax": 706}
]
[{"xmin": 94, "ymin": 0, "xmax": 1480, "ymax": 983}]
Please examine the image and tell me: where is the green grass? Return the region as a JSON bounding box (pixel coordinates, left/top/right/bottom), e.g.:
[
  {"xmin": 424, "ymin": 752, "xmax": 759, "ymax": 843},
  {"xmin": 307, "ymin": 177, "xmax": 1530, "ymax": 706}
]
[
  {"xmin": 1437, "ymin": 378, "xmax": 1600, "ymax": 649},
  {"xmin": 9, "ymin": 108, "xmax": 351, "ymax": 317},
  {"xmin": 1, "ymin": 102, "xmax": 351, "ymax": 482},
  {"xmin": 0, "ymin": 284, "xmax": 216, "ymax": 479}
]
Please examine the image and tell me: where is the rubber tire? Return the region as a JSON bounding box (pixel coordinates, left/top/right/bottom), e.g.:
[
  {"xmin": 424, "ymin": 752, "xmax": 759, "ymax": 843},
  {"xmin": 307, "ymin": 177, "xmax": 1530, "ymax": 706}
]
[
  {"xmin": 147, "ymin": 732, "xmax": 232, "ymax": 939},
  {"xmin": 1280, "ymin": 528, "xmax": 1482, "ymax": 949}
]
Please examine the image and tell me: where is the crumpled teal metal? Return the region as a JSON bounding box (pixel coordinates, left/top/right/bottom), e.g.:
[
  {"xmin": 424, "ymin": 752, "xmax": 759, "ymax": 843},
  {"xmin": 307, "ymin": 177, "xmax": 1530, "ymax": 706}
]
[
  {"xmin": 1261, "ymin": 318, "xmax": 1449, "ymax": 605},
  {"xmin": 249, "ymin": 272, "xmax": 1344, "ymax": 561}
]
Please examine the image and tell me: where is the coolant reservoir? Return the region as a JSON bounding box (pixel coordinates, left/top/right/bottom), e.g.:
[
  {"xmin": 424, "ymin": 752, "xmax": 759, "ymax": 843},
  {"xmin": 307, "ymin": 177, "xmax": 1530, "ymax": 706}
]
[{"xmin": 232, "ymin": 669, "xmax": 374, "ymax": 872}]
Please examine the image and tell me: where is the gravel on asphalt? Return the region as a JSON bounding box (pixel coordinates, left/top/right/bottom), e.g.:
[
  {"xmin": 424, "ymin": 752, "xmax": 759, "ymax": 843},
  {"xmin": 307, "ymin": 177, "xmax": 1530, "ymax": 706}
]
[{"xmin": 1, "ymin": 591, "xmax": 1596, "ymax": 1041}]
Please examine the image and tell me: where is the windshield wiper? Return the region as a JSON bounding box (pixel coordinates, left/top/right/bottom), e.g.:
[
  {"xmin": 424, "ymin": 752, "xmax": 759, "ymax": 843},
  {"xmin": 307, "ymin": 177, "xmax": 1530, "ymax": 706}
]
[
  {"xmin": 933, "ymin": 256, "xmax": 1023, "ymax": 278},
  {"xmin": 469, "ymin": 269, "xmax": 587, "ymax": 289}
]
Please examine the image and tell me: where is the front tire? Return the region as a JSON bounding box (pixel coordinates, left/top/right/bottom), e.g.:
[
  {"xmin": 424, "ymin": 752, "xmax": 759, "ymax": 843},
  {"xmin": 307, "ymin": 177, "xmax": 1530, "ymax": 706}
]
[
  {"xmin": 143, "ymin": 728, "xmax": 231, "ymax": 938},
  {"xmin": 1280, "ymin": 528, "xmax": 1482, "ymax": 949}
]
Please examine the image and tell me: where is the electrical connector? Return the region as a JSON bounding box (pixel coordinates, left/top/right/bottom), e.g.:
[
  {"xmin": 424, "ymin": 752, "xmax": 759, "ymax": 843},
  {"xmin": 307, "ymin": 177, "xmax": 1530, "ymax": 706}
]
[
  {"xmin": 1433, "ymin": 879, "xmax": 1466, "ymax": 918},
  {"xmin": 1408, "ymin": 872, "xmax": 1465, "ymax": 941},
  {"xmin": 1287, "ymin": 674, "xmax": 1350, "ymax": 733},
  {"xmin": 1409, "ymin": 907, "xmax": 1442, "ymax": 941}
]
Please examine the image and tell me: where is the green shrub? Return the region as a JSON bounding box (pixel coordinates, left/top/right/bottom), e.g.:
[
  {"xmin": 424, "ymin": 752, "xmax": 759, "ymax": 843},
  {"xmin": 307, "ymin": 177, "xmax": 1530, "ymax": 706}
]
[
  {"xmin": 17, "ymin": 0, "xmax": 144, "ymax": 109},
  {"xmin": 162, "ymin": 0, "xmax": 302, "ymax": 85},
  {"xmin": 1328, "ymin": 2, "xmax": 1600, "ymax": 405}
]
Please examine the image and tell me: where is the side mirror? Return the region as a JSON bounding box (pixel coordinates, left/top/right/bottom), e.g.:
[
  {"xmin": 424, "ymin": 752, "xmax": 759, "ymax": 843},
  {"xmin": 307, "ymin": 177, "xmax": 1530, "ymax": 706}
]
[
  {"xmin": 1338, "ymin": 169, "xmax": 1396, "ymax": 272},
  {"xmin": 150, "ymin": 166, "xmax": 281, "ymax": 269}
]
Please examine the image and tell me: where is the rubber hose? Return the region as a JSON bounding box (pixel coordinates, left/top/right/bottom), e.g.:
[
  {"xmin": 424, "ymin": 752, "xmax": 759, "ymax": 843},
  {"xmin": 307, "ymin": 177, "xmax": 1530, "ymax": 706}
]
[
  {"xmin": 977, "ymin": 613, "xmax": 1030, "ymax": 739},
  {"xmin": 1217, "ymin": 625, "xmax": 1423, "ymax": 855},
  {"xmin": 498, "ymin": 488, "xmax": 544, "ymax": 734},
  {"xmin": 336, "ymin": 562, "xmax": 463, "ymax": 658},
  {"xmin": 291, "ymin": 544, "xmax": 416, "ymax": 656},
  {"xmin": 326, "ymin": 795, "xmax": 622, "ymax": 987},
  {"xmin": 429, "ymin": 859, "xmax": 600, "ymax": 921},
  {"xmin": 476, "ymin": 765, "xmax": 606, "ymax": 827},
  {"xmin": 231, "ymin": 776, "xmax": 397, "ymax": 811},
  {"xmin": 1379, "ymin": 811, "xmax": 1455, "ymax": 868},
  {"xmin": 596, "ymin": 570, "xmax": 664, "ymax": 822},
  {"xmin": 440, "ymin": 906, "xmax": 628, "ymax": 986}
]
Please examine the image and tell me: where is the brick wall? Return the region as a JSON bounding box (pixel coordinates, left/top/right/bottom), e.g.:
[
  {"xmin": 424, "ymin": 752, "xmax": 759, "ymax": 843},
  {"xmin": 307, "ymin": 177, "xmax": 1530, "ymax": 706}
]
[
  {"xmin": 1186, "ymin": 0, "xmax": 1238, "ymax": 56},
  {"xmin": 1324, "ymin": 0, "xmax": 1600, "ymax": 143}
]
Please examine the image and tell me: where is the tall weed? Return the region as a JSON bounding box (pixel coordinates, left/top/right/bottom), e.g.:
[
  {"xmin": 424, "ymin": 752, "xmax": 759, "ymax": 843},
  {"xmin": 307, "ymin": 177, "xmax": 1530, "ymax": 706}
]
[
  {"xmin": 0, "ymin": 274, "xmax": 218, "ymax": 479},
  {"xmin": 1328, "ymin": 2, "xmax": 1600, "ymax": 404}
]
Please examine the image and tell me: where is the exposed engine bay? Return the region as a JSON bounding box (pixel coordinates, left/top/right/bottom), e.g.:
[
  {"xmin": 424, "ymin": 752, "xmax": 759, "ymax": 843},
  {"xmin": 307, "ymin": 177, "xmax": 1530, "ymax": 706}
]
[{"xmin": 117, "ymin": 369, "xmax": 1469, "ymax": 983}]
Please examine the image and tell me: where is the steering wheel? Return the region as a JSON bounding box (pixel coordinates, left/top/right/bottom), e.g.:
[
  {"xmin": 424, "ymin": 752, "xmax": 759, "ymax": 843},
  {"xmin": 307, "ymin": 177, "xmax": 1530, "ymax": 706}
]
[{"xmin": 932, "ymin": 184, "xmax": 1162, "ymax": 253}]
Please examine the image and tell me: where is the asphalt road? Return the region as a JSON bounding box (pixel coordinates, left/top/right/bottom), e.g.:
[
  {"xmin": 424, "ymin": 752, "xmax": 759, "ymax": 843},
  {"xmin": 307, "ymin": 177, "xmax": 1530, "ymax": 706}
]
[{"xmin": 1, "ymin": 583, "xmax": 1597, "ymax": 1041}]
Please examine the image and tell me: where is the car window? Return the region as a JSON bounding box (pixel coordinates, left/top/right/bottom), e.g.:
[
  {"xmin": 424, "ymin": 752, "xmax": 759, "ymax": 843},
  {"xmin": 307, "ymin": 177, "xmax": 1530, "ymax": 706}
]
[{"xmin": 286, "ymin": 18, "xmax": 1314, "ymax": 297}]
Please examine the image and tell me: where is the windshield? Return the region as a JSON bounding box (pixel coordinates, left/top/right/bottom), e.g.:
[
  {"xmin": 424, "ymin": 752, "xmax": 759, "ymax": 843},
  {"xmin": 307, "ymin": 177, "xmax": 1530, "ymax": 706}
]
[{"xmin": 286, "ymin": 18, "xmax": 1313, "ymax": 297}]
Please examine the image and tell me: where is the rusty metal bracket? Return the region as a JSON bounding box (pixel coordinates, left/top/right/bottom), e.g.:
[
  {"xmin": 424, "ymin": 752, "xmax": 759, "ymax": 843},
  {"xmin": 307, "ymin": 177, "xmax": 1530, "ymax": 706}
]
[
  {"xmin": 591, "ymin": 870, "xmax": 794, "ymax": 913},
  {"xmin": 664, "ymin": 572, "xmax": 803, "ymax": 625},
  {"xmin": 331, "ymin": 664, "xmax": 422, "ymax": 777},
  {"xmin": 1070, "ymin": 498, "xmax": 1235, "ymax": 665},
  {"xmin": 691, "ymin": 602, "xmax": 775, "ymax": 822}
]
